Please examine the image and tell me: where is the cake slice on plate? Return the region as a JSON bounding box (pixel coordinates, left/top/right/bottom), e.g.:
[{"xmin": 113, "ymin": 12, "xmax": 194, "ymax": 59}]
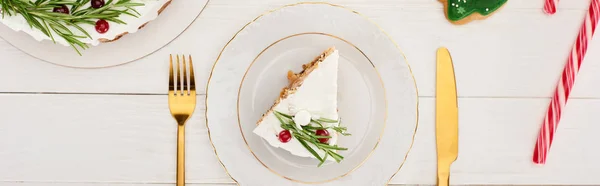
[{"xmin": 253, "ymin": 47, "xmax": 351, "ymax": 166}]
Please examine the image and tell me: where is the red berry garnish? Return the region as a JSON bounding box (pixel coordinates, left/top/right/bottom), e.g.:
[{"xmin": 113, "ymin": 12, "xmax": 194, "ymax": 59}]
[
  {"xmin": 91, "ymin": 0, "xmax": 105, "ymax": 8},
  {"xmin": 53, "ymin": 5, "xmax": 70, "ymax": 14},
  {"xmin": 316, "ymin": 129, "xmax": 330, "ymax": 144},
  {"xmin": 95, "ymin": 19, "xmax": 109, "ymax": 34},
  {"xmin": 278, "ymin": 130, "xmax": 292, "ymax": 143}
]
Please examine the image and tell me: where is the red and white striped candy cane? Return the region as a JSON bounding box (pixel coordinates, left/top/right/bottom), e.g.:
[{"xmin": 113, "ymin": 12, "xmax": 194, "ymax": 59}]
[
  {"xmin": 533, "ymin": 0, "xmax": 600, "ymax": 165},
  {"xmin": 544, "ymin": 0, "xmax": 559, "ymax": 15}
]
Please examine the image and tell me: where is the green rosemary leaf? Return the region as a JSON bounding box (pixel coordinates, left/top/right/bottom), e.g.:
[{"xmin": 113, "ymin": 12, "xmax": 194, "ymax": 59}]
[
  {"xmin": 64, "ymin": 21, "xmax": 91, "ymax": 39},
  {"xmin": 273, "ymin": 111, "xmax": 288, "ymax": 127},
  {"xmin": 339, "ymin": 132, "xmax": 351, "ymax": 136},
  {"xmin": 21, "ymin": 9, "xmax": 39, "ymax": 28},
  {"xmin": 316, "ymin": 143, "xmax": 348, "ymax": 151},
  {"xmin": 333, "ymin": 126, "xmax": 347, "ymax": 130},
  {"xmin": 290, "ymin": 121, "xmax": 304, "ymax": 131},
  {"xmin": 71, "ymin": 0, "xmax": 89, "ymax": 13},
  {"xmin": 72, "ymin": 8, "xmax": 91, "ymax": 16},
  {"xmin": 47, "ymin": 1, "xmax": 78, "ymax": 6},
  {"xmin": 62, "ymin": 35, "xmax": 86, "ymax": 55},
  {"xmin": 302, "ymin": 125, "xmax": 326, "ymax": 130},
  {"xmin": 311, "ymin": 120, "xmax": 324, "ymax": 127},
  {"xmin": 45, "ymin": 12, "xmax": 75, "ymax": 18},
  {"xmin": 317, "ymin": 118, "xmax": 338, "ymax": 123},
  {"xmin": 297, "ymin": 137, "xmax": 323, "ymax": 162},
  {"xmin": 298, "ymin": 128, "xmax": 320, "ymax": 139},
  {"xmin": 104, "ymin": 17, "xmax": 126, "ymax": 24},
  {"xmin": 300, "ymin": 129, "xmax": 326, "ymax": 139},
  {"xmin": 280, "ymin": 123, "xmax": 294, "ymax": 131},
  {"xmin": 34, "ymin": 0, "xmax": 44, "ymax": 6},
  {"xmin": 116, "ymin": 9, "xmax": 137, "ymax": 18},
  {"xmin": 64, "ymin": 37, "xmax": 86, "ymax": 50},
  {"xmin": 41, "ymin": 19, "xmax": 55, "ymax": 42},
  {"xmin": 86, "ymin": 5, "xmax": 112, "ymax": 15},
  {"xmin": 274, "ymin": 111, "xmax": 293, "ymax": 119},
  {"xmin": 115, "ymin": 2, "xmax": 144, "ymax": 7},
  {"xmin": 127, "ymin": 7, "xmax": 140, "ymax": 16},
  {"xmin": 318, "ymin": 153, "xmax": 329, "ymax": 167},
  {"xmin": 74, "ymin": 19, "xmax": 95, "ymax": 25},
  {"xmin": 294, "ymin": 132, "xmax": 318, "ymax": 143},
  {"xmin": 332, "ymin": 126, "xmax": 351, "ymax": 136},
  {"xmin": 67, "ymin": 42, "xmax": 82, "ymax": 56},
  {"xmin": 48, "ymin": 21, "xmax": 73, "ymax": 35},
  {"xmin": 314, "ymin": 135, "xmax": 332, "ymax": 139},
  {"xmin": 326, "ymin": 150, "xmax": 344, "ymax": 163}
]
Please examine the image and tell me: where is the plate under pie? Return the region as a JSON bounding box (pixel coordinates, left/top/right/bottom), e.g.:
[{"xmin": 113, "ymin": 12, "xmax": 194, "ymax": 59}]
[{"xmin": 206, "ymin": 2, "xmax": 418, "ymax": 185}]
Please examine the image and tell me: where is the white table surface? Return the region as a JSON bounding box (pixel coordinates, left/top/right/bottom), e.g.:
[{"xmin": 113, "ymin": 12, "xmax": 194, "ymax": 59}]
[{"xmin": 1, "ymin": 0, "xmax": 600, "ymax": 185}]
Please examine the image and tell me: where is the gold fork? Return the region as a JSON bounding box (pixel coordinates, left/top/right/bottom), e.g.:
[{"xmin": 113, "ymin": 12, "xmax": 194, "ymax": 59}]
[{"xmin": 168, "ymin": 55, "xmax": 196, "ymax": 186}]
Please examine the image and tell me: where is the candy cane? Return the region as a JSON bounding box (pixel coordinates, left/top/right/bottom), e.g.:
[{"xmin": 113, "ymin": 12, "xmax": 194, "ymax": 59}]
[
  {"xmin": 544, "ymin": 0, "xmax": 559, "ymax": 15},
  {"xmin": 533, "ymin": 0, "xmax": 600, "ymax": 165}
]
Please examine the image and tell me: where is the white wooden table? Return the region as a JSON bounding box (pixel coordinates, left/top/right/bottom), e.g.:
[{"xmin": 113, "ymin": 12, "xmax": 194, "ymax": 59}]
[{"xmin": 1, "ymin": 0, "xmax": 600, "ymax": 185}]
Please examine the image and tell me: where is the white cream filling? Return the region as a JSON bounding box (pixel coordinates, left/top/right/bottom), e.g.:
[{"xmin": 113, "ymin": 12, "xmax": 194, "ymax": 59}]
[
  {"xmin": 253, "ymin": 49, "xmax": 340, "ymax": 161},
  {"xmin": 0, "ymin": 0, "xmax": 168, "ymax": 46}
]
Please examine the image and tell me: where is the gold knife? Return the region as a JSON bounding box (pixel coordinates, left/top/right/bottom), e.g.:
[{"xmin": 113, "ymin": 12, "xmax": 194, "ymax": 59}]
[{"xmin": 436, "ymin": 47, "xmax": 459, "ymax": 186}]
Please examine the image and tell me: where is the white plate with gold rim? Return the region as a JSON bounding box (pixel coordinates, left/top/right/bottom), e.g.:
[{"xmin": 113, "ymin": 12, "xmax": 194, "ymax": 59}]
[{"xmin": 206, "ymin": 2, "xmax": 418, "ymax": 185}]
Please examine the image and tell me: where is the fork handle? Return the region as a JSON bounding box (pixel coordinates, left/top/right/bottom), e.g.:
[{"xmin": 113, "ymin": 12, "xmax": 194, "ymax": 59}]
[{"xmin": 177, "ymin": 124, "xmax": 185, "ymax": 186}]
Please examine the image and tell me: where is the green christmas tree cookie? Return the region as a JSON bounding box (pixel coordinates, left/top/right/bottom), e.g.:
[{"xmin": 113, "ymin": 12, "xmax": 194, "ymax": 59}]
[{"xmin": 441, "ymin": 0, "xmax": 508, "ymax": 24}]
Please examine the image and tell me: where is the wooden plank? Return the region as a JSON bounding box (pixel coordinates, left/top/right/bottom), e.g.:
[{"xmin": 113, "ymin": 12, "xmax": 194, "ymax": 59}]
[
  {"xmin": 1, "ymin": 0, "xmax": 599, "ymax": 99},
  {"xmin": 0, "ymin": 94, "xmax": 230, "ymax": 183},
  {"xmin": 0, "ymin": 183, "xmax": 233, "ymax": 186},
  {"xmin": 0, "ymin": 182, "xmax": 418, "ymax": 186},
  {"xmin": 1, "ymin": 94, "xmax": 599, "ymax": 185}
]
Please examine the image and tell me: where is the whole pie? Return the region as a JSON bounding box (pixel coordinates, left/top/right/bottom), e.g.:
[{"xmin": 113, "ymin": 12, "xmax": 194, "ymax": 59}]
[{"xmin": 0, "ymin": 0, "xmax": 172, "ymax": 48}]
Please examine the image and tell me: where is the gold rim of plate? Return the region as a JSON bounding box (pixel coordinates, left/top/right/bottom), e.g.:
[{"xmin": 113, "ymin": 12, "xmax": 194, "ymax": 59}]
[{"xmin": 204, "ymin": 2, "xmax": 420, "ymax": 185}]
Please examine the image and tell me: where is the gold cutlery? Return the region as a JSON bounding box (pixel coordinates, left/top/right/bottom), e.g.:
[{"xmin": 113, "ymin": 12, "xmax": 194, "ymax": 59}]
[
  {"xmin": 435, "ymin": 47, "xmax": 459, "ymax": 186},
  {"xmin": 168, "ymin": 55, "xmax": 197, "ymax": 186}
]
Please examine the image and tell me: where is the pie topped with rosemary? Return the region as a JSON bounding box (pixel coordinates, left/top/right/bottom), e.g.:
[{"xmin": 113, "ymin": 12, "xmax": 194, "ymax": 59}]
[
  {"xmin": 0, "ymin": 0, "xmax": 172, "ymax": 54},
  {"xmin": 252, "ymin": 47, "xmax": 351, "ymax": 167}
]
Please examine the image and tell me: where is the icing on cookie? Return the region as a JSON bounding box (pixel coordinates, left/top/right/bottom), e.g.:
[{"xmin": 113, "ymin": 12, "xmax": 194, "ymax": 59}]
[{"xmin": 447, "ymin": 0, "xmax": 508, "ymax": 21}]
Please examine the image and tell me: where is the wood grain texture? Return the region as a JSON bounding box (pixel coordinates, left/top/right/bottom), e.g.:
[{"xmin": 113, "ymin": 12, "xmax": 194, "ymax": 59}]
[
  {"xmin": 0, "ymin": 0, "xmax": 598, "ymax": 98},
  {"xmin": 1, "ymin": 0, "xmax": 600, "ymax": 185},
  {"xmin": 0, "ymin": 183, "xmax": 233, "ymax": 186},
  {"xmin": 2, "ymin": 95, "xmax": 600, "ymax": 185}
]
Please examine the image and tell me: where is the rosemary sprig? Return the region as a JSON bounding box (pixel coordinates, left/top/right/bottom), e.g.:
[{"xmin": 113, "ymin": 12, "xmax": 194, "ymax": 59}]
[
  {"xmin": 274, "ymin": 110, "xmax": 351, "ymax": 166},
  {"xmin": 0, "ymin": 0, "xmax": 144, "ymax": 55}
]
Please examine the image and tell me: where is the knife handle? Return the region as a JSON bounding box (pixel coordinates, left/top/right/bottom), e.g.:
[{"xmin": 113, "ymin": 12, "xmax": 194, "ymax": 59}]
[{"xmin": 437, "ymin": 164, "xmax": 450, "ymax": 186}]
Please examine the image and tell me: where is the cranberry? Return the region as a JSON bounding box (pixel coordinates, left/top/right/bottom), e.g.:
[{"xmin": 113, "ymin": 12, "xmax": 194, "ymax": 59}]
[
  {"xmin": 52, "ymin": 5, "xmax": 70, "ymax": 14},
  {"xmin": 95, "ymin": 19, "xmax": 109, "ymax": 34},
  {"xmin": 315, "ymin": 129, "xmax": 330, "ymax": 144},
  {"xmin": 91, "ymin": 0, "xmax": 105, "ymax": 8},
  {"xmin": 278, "ymin": 130, "xmax": 292, "ymax": 143}
]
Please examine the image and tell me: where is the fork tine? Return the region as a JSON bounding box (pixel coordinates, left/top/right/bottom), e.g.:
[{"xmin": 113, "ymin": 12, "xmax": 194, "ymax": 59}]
[
  {"xmin": 182, "ymin": 55, "xmax": 189, "ymax": 95},
  {"xmin": 169, "ymin": 54, "xmax": 175, "ymax": 93},
  {"xmin": 176, "ymin": 55, "xmax": 182, "ymax": 96},
  {"xmin": 189, "ymin": 55, "xmax": 195, "ymax": 91}
]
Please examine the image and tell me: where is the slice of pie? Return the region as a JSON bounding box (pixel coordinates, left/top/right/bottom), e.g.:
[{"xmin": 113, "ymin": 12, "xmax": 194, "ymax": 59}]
[{"xmin": 253, "ymin": 47, "xmax": 350, "ymax": 165}]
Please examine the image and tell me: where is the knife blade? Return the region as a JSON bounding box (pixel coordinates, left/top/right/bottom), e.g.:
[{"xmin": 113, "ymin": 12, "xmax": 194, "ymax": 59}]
[{"xmin": 435, "ymin": 47, "xmax": 459, "ymax": 186}]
